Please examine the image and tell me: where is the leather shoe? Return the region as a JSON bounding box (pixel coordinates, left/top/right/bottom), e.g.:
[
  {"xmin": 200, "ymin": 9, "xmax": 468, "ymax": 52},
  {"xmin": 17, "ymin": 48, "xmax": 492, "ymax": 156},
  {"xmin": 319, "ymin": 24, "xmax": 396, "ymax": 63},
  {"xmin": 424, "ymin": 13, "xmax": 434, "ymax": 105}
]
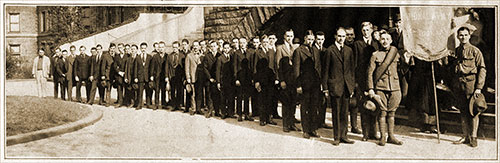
[
  {"xmin": 290, "ymin": 125, "xmax": 302, "ymax": 131},
  {"xmin": 351, "ymin": 128, "xmax": 362, "ymax": 134},
  {"xmin": 469, "ymin": 137, "xmax": 477, "ymax": 147},
  {"xmin": 273, "ymin": 115, "xmax": 282, "ymax": 119},
  {"xmin": 294, "ymin": 118, "xmax": 300, "ymax": 123},
  {"xmin": 341, "ymin": 138, "xmax": 354, "ymax": 144},
  {"xmin": 237, "ymin": 115, "xmax": 243, "ymax": 122},
  {"xmin": 387, "ymin": 137, "xmax": 403, "ymax": 145},
  {"xmin": 283, "ymin": 127, "xmax": 290, "ymax": 132},
  {"xmin": 303, "ymin": 132, "xmax": 310, "ymax": 139},
  {"xmin": 244, "ymin": 115, "xmax": 254, "ymax": 121},
  {"xmin": 321, "ymin": 123, "xmax": 333, "ymax": 129},
  {"xmin": 361, "ymin": 137, "xmax": 368, "ymax": 141},
  {"xmin": 221, "ymin": 115, "xmax": 227, "ymax": 119},
  {"xmin": 453, "ymin": 137, "xmax": 470, "ymax": 145},
  {"xmin": 267, "ymin": 120, "xmax": 277, "ymax": 125},
  {"xmin": 310, "ymin": 131, "xmax": 320, "ymax": 138},
  {"xmin": 331, "ymin": 140, "xmax": 340, "ymax": 146},
  {"xmin": 259, "ymin": 121, "xmax": 266, "ymax": 126}
]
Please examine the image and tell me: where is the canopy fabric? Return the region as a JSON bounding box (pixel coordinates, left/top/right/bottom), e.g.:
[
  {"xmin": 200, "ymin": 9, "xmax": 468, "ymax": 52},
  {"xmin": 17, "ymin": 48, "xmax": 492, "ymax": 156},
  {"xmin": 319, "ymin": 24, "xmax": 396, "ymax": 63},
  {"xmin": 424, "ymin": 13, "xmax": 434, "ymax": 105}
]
[{"xmin": 400, "ymin": 7, "xmax": 455, "ymax": 62}]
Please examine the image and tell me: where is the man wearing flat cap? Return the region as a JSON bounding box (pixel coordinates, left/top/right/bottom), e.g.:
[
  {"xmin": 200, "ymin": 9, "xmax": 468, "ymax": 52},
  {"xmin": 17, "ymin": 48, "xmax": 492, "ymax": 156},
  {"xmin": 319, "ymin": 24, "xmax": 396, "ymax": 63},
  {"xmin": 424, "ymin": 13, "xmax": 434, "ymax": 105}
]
[{"xmin": 445, "ymin": 26, "xmax": 486, "ymax": 147}]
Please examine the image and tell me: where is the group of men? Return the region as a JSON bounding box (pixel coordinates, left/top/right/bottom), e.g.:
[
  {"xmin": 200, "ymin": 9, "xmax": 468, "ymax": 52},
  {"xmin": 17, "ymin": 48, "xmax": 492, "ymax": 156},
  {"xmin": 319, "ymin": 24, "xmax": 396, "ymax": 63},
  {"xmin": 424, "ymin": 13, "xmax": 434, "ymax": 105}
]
[{"xmin": 43, "ymin": 18, "xmax": 485, "ymax": 147}]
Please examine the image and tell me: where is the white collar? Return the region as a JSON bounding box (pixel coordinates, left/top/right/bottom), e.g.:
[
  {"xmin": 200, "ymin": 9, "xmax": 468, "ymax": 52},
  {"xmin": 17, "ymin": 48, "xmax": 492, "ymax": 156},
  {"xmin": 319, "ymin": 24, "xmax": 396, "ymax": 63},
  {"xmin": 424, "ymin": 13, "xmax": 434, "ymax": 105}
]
[
  {"xmin": 363, "ymin": 37, "xmax": 372, "ymax": 44},
  {"xmin": 335, "ymin": 41, "xmax": 343, "ymax": 51}
]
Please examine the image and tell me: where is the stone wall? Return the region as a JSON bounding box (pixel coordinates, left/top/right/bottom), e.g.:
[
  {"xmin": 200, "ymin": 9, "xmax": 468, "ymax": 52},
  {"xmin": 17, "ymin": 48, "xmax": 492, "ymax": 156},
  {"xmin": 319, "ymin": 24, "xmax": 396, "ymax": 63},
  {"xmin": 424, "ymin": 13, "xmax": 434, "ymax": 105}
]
[{"xmin": 204, "ymin": 7, "xmax": 283, "ymax": 40}]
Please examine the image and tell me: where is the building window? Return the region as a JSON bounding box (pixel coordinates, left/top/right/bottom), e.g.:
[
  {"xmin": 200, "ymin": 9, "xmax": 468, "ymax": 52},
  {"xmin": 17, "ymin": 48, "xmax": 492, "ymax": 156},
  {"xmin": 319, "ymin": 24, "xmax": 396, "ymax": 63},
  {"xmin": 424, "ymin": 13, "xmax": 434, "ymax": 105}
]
[
  {"xmin": 9, "ymin": 44, "xmax": 21, "ymax": 56},
  {"xmin": 40, "ymin": 11, "xmax": 46, "ymax": 32},
  {"xmin": 9, "ymin": 13, "xmax": 20, "ymax": 32}
]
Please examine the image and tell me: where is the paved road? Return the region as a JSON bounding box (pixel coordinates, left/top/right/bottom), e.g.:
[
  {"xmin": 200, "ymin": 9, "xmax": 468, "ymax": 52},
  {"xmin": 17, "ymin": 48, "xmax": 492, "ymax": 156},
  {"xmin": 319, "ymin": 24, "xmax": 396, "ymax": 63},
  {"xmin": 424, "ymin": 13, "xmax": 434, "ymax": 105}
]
[{"xmin": 5, "ymin": 80, "xmax": 498, "ymax": 159}]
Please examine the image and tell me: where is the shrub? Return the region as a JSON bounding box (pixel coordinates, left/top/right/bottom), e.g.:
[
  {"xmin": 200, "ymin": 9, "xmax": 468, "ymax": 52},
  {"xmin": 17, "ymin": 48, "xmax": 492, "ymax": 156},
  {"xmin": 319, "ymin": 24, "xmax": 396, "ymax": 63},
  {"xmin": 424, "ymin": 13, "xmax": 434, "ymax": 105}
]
[{"xmin": 6, "ymin": 55, "xmax": 34, "ymax": 79}]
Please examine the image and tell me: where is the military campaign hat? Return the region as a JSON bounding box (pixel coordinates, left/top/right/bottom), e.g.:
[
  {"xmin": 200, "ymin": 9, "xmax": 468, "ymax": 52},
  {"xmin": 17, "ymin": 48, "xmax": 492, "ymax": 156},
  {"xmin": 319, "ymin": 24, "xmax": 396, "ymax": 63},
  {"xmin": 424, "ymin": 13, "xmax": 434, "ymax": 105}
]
[{"xmin": 469, "ymin": 93, "xmax": 487, "ymax": 116}]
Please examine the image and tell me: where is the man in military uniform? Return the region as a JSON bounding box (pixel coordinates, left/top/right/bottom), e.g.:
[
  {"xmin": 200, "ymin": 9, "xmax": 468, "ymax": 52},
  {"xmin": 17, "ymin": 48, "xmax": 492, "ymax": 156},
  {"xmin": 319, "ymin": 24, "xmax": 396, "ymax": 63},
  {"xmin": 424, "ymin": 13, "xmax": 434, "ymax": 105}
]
[
  {"xmin": 367, "ymin": 31, "xmax": 409, "ymax": 146},
  {"xmin": 449, "ymin": 27, "xmax": 486, "ymax": 147}
]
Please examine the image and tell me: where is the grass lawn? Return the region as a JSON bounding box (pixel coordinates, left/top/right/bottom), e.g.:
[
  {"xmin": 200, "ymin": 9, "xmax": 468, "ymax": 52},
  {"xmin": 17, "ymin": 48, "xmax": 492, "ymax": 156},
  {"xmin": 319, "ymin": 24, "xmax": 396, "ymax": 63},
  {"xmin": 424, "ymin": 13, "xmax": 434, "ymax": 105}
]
[{"xmin": 6, "ymin": 96, "xmax": 92, "ymax": 136}]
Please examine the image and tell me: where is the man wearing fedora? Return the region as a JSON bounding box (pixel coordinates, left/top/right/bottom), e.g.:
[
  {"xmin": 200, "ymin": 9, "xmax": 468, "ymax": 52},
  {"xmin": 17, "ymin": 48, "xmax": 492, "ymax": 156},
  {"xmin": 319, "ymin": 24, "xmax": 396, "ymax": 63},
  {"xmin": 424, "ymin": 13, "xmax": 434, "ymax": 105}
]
[{"xmin": 446, "ymin": 26, "xmax": 486, "ymax": 147}]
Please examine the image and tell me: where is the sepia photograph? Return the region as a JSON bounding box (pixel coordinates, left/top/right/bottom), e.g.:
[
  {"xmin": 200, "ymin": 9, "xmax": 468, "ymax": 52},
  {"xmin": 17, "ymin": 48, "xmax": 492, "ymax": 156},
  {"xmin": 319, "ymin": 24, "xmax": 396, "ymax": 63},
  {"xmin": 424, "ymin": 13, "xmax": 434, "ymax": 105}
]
[{"xmin": 1, "ymin": 0, "xmax": 499, "ymax": 162}]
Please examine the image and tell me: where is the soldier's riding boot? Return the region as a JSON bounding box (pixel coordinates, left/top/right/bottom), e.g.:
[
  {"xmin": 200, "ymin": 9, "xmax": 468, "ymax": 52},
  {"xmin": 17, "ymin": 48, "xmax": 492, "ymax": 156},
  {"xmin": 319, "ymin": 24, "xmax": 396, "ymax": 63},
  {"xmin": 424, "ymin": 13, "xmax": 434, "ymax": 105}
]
[
  {"xmin": 469, "ymin": 137, "xmax": 478, "ymax": 147},
  {"xmin": 378, "ymin": 116, "xmax": 387, "ymax": 146},
  {"xmin": 454, "ymin": 114, "xmax": 471, "ymax": 144},
  {"xmin": 387, "ymin": 116, "xmax": 403, "ymax": 145}
]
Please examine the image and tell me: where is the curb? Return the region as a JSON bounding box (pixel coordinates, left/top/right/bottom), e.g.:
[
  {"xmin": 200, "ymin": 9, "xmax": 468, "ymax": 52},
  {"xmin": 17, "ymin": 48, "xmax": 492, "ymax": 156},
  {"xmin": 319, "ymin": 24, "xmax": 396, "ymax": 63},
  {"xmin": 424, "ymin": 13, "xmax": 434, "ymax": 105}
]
[{"xmin": 6, "ymin": 106, "xmax": 103, "ymax": 146}]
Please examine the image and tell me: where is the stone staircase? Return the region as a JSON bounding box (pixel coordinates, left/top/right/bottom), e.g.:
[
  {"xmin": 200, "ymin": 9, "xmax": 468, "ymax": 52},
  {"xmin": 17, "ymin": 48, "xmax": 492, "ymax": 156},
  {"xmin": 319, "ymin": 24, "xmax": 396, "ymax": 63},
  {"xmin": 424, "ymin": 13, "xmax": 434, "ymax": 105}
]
[{"xmin": 204, "ymin": 7, "xmax": 284, "ymax": 40}]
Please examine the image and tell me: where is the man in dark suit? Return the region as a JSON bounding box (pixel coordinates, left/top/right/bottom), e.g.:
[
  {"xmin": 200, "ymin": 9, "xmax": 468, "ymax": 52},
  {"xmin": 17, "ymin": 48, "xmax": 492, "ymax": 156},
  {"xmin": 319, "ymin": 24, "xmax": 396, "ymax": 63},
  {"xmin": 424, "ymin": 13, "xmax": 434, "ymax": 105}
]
[
  {"xmin": 216, "ymin": 43, "xmax": 236, "ymax": 119},
  {"xmin": 323, "ymin": 27, "xmax": 356, "ymax": 145},
  {"xmin": 167, "ymin": 41, "xmax": 185, "ymax": 111},
  {"xmin": 152, "ymin": 41, "xmax": 169, "ymax": 110},
  {"xmin": 74, "ymin": 46, "xmax": 92, "ymax": 103},
  {"xmin": 51, "ymin": 48, "xmax": 63, "ymax": 99},
  {"xmin": 248, "ymin": 36, "xmax": 264, "ymax": 117},
  {"xmin": 56, "ymin": 50, "xmax": 68, "ymax": 100},
  {"xmin": 233, "ymin": 37, "xmax": 254, "ymax": 122},
  {"xmin": 124, "ymin": 45, "xmax": 138, "ymax": 108},
  {"xmin": 66, "ymin": 45, "xmax": 77, "ymax": 101},
  {"xmin": 102, "ymin": 43, "xmax": 115, "ymax": 107},
  {"xmin": 133, "ymin": 43, "xmax": 152, "ymax": 110},
  {"xmin": 87, "ymin": 45, "xmax": 106, "ymax": 105},
  {"xmin": 312, "ymin": 31, "xmax": 331, "ymax": 130},
  {"xmin": 181, "ymin": 39, "xmax": 191, "ymax": 110},
  {"xmin": 113, "ymin": 43, "xmax": 128, "ymax": 107},
  {"xmin": 203, "ymin": 40, "xmax": 220, "ymax": 118},
  {"xmin": 293, "ymin": 30, "xmax": 321, "ymax": 139},
  {"xmin": 353, "ymin": 22, "xmax": 380, "ymax": 141},
  {"xmin": 267, "ymin": 34, "xmax": 281, "ymax": 120},
  {"xmin": 277, "ymin": 29, "xmax": 300, "ymax": 132}
]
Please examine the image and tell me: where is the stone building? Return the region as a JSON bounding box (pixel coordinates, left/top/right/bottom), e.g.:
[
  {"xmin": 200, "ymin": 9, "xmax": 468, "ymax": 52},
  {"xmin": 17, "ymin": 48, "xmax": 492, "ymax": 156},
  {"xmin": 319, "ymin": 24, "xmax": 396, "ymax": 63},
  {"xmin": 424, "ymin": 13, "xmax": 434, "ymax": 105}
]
[{"xmin": 5, "ymin": 6, "xmax": 39, "ymax": 57}]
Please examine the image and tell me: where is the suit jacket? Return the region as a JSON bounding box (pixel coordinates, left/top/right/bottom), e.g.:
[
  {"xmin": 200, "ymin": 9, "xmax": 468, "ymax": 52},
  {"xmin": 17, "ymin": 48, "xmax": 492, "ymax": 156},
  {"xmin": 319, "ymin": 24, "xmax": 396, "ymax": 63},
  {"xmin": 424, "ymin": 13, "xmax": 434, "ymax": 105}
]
[
  {"xmin": 185, "ymin": 52, "xmax": 202, "ymax": 83},
  {"xmin": 74, "ymin": 54, "xmax": 91, "ymax": 80},
  {"xmin": 134, "ymin": 53, "xmax": 152, "ymax": 83},
  {"xmin": 233, "ymin": 48, "xmax": 252, "ymax": 78},
  {"xmin": 249, "ymin": 47, "xmax": 267, "ymax": 74},
  {"xmin": 292, "ymin": 44, "xmax": 321, "ymax": 80},
  {"xmin": 322, "ymin": 44, "xmax": 355, "ymax": 97},
  {"xmin": 167, "ymin": 52, "xmax": 185, "ymax": 79},
  {"xmin": 100, "ymin": 52, "xmax": 113, "ymax": 81},
  {"xmin": 367, "ymin": 50, "xmax": 401, "ymax": 91},
  {"xmin": 311, "ymin": 44, "xmax": 325, "ymax": 78},
  {"xmin": 216, "ymin": 52, "xmax": 235, "ymax": 85},
  {"xmin": 124, "ymin": 56, "xmax": 136, "ymax": 83},
  {"xmin": 65, "ymin": 55, "xmax": 76, "ymax": 81},
  {"xmin": 276, "ymin": 42, "xmax": 296, "ymax": 70},
  {"xmin": 151, "ymin": 52, "xmax": 168, "ymax": 82},
  {"xmin": 202, "ymin": 51, "xmax": 219, "ymax": 80},
  {"xmin": 50, "ymin": 56, "xmax": 59, "ymax": 79},
  {"xmin": 278, "ymin": 56, "xmax": 295, "ymax": 88},
  {"xmin": 113, "ymin": 53, "xmax": 128, "ymax": 80},
  {"xmin": 55, "ymin": 57, "xmax": 67, "ymax": 80},
  {"xmin": 353, "ymin": 39, "xmax": 380, "ymax": 91},
  {"xmin": 89, "ymin": 55, "xmax": 100, "ymax": 78}
]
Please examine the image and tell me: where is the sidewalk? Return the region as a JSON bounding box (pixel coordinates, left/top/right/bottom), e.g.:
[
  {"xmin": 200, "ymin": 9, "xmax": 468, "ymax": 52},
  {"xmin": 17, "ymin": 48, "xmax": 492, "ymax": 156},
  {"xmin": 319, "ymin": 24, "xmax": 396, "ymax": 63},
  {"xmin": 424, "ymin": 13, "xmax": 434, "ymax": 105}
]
[{"xmin": 5, "ymin": 80, "xmax": 498, "ymax": 159}]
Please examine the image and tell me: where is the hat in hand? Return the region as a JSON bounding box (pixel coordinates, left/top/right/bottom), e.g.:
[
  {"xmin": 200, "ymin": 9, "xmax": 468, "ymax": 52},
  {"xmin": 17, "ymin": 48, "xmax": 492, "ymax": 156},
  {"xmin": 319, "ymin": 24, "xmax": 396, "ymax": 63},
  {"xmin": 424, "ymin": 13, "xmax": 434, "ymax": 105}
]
[
  {"xmin": 469, "ymin": 93, "xmax": 487, "ymax": 116},
  {"xmin": 363, "ymin": 98, "xmax": 377, "ymax": 112}
]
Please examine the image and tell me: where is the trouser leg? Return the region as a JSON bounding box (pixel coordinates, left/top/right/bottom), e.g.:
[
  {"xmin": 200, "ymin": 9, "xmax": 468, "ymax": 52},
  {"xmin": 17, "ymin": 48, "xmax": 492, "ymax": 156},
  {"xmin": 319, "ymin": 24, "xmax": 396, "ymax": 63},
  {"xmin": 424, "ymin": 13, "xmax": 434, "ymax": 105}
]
[
  {"xmin": 85, "ymin": 80, "xmax": 91, "ymax": 101},
  {"xmin": 236, "ymin": 86, "xmax": 243, "ymax": 116},
  {"xmin": 88, "ymin": 80, "xmax": 97, "ymax": 103},
  {"xmin": 105, "ymin": 82, "xmax": 112, "ymax": 105},
  {"xmin": 145, "ymin": 84, "xmax": 153, "ymax": 106},
  {"xmin": 195, "ymin": 82, "xmax": 203, "ymax": 112},
  {"xmin": 350, "ymin": 101, "xmax": 359, "ymax": 130},
  {"xmin": 251, "ymin": 89, "xmax": 259, "ymax": 116},
  {"xmin": 53, "ymin": 79, "xmax": 59, "ymax": 98},
  {"xmin": 300, "ymin": 91, "xmax": 311, "ymax": 133},
  {"xmin": 243, "ymin": 92, "xmax": 250, "ymax": 116},
  {"xmin": 318, "ymin": 94, "xmax": 327, "ymax": 125},
  {"xmin": 67, "ymin": 79, "xmax": 73, "ymax": 101},
  {"xmin": 60, "ymin": 81, "xmax": 67, "ymax": 100},
  {"xmin": 76, "ymin": 80, "xmax": 82, "ymax": 101},
  {"xmin": 117, "ymin": 83, "xmax": 124, "ymax": 105},
  {"xmin": 136, "ymin": 83, "xmax": 144, "ymax": 108},
  {"xmin": 378, "ymin": 111, "xmax": 387, "ymax": 144}
]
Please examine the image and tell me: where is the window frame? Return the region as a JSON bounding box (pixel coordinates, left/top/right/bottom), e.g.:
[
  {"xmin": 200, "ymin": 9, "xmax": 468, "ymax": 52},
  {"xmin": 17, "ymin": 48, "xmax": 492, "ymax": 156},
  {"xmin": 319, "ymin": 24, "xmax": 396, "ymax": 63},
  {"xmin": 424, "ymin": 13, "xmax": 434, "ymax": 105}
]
[{"xmin": 9, "ymin": 13, "xmax": 20, "ymax": 32}]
